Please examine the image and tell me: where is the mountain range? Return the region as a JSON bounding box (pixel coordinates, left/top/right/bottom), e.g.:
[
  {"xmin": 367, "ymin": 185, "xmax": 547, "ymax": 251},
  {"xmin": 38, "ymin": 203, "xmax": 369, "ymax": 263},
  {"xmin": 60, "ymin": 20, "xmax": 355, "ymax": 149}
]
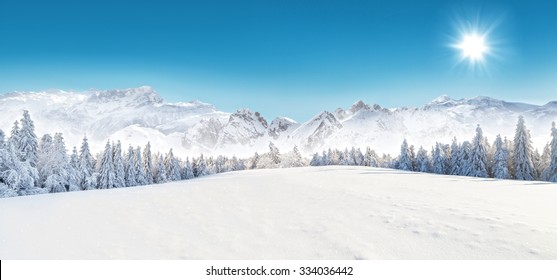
[{"xmin": 1, "ymin": 86, "xmax": 556, "ymax": 157}]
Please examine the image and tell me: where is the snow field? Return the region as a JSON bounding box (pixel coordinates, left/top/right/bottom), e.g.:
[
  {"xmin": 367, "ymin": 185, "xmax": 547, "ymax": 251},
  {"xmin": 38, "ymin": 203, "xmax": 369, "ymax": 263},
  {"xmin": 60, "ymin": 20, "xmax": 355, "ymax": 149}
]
[{"xmin": 0, "ymin": 166, "xmax": 556, "ymax": 259}]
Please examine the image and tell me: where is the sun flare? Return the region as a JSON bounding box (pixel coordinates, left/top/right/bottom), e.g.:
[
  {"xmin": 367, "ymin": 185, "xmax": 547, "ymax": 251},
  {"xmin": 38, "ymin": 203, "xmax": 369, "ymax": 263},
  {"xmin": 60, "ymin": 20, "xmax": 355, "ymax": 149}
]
[{"xmin": 456, "ymin": 33, "xmax": 489, "ymax": 62}]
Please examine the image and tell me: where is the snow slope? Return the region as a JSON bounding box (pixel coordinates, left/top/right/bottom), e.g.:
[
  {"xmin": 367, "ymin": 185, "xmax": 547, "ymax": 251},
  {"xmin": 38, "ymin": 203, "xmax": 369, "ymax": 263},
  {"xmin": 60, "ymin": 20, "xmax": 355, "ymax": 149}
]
[{"xmin": 1, "ymin": 166, "xmax": 556, "ymax": 259}]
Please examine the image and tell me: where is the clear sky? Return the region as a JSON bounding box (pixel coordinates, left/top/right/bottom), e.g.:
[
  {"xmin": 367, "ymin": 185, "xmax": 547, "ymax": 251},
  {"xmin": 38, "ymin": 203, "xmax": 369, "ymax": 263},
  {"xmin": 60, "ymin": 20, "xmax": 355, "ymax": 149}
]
[{"xmin": 0, "ymin": 0, "xmax": 556, "ymax": 121}]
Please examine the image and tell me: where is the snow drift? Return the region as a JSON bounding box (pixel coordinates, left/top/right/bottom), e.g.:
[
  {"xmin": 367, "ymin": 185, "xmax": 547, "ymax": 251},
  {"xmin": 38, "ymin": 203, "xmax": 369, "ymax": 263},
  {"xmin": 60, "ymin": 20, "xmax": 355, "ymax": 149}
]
[{"xmin": 1, "ymin": 166, "xmax": 556, "ymax": 259}]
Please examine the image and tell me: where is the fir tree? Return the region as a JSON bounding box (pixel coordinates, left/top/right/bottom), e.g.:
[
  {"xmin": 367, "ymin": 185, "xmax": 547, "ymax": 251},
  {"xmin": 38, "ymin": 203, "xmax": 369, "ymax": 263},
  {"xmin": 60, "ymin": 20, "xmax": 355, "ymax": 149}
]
[
  {"xmin": 17, "ymin": 110, "xmax": 39, "ymax": 167},
  {"xmin": 458, "ymin": 141, "xmax": 472, "ymax": 176},
  {"xmin": 449, "ymin": 137, "xmax": 460, "ymax": 175},
  {"xmin": 292, "ymin": 146, "xmax": 304, "ymax": 167},
  {"xmin": 194, "ymin": 154, "xmax": 209, "ymax": 177},
  {"xmin": 112, "ymin": 141, "xmax": 126, "ymax": 188},
  {"xmin": 416, "ymin": 146, "xmax": 430, "ymax": 173},
  {"xmin": 492, "ymin": 134, "xmax": 510, "ymax": 179},
  {"xmin": 249, "ymin": 152, "xmax": 260, "ymax": 169},
  {"xmin": 310, "ymin": 153, "xmax": 322, "ymax": 166},
  {"xmin": 67, "ymin": 147, "xmax": 81, "ymax": 191},
  {"xmin": 542, "ymin": 122, "xmax": 557, "ymax": 182},
  {"xmin": 396, "ymin": 139, "xmax": 413, "ymax": 171},
  {"xmin": 8, "ymin": 120, "xmax": 20, "ymax": 149},
  {"xmin": 364, "ymin": 147, "xmax": 379, "ymax": 167},
  {"xmin": 512, "ymin": 116, "xmax": 535, "ymax": 180},
  {"xmin": 269, "ymin": 142, "xmax": 281, "ymax": 165},
  {"xmin": 182, "ymin": 157, "xmax": 195, "ymax": 179},
  {"xmin": 143, "ymin": 142, "xmax": 154, "ymax": 184},
  {"xmin": 432, "ymin": 143, "xmax": 446, "ymax": 174},
  {"xmin": 134, "ymin": 147, "xmax": 148, "ymax": 185},
  {"xmin": 155, "ymin": 154, "xmax": 168, "ymax": 183},
  {"xmin": 321, "ymin": 150, "xmax": 331, "ymax": 166},
  {"xmin": 125, "ymin": 145, "xmax": 137, "ymax": 187},
  {"xmin": 0, "ymin": 129, "xmax": 5, "ymax": 147},
  {"xmin": 43, "ymin": 133, "xmax": 70, "ymax": 192},
  {"xmin": 215, "ymin": 155, "xmax": 227, "ymax": 173},
  {"xmin": 78, "ymin": 135, "xmax": 95, "ymax": 190},
  {"xmin": 98, "ymin": 141, "xmax": 116, "ymax": 189},
  {"xmin": 470, "ymin": 125, "xmax": 488, "ymax": 177},
  {"xmin": 164, "ymin": 149, "xmax": 182, "ymax": 181}
]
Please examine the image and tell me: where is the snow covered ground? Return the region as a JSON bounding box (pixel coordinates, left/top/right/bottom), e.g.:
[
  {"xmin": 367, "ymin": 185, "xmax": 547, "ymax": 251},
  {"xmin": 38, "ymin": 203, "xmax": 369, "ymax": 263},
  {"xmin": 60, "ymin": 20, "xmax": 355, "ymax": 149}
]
[{"xmin": 1, "ymin": 166, "xmax": 556, "ymax": 259}]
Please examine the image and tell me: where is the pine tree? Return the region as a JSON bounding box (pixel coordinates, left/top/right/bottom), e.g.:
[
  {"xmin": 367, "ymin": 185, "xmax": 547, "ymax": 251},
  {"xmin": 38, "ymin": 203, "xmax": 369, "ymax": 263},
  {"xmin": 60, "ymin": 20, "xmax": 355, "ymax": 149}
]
[
  {"xmin": 194, "ymin": 154, "xmax": 209, "ymax": 177},
  {"xmin": 512, "ymin": 116, "xmax": 535, "ymax": 180},
  {"xmin": 0, "ymin": 141, "xmax": 42, "ymax": 197},
  {"xmin": 43, "ymin": 133, "xmax": 70, "ymax": 193},
  {"xmin": 17, "ymin": 110, "xmax": 39, "ymax": 167},
  {"xmin": 542, "ymin": 122, "xmax": 557, "ymax": 182},
  {"xmin": 432, "ymin": 143, "xmax": 446, "ymax": 174},
  {"xmin": 8, "ymin": 120, "xmax": 20, "ymax": 149},
  {"xmin": 321, "ymin": 150, "xmax": 331, "ymax": 166},
  {"xmin": 492, "ymin": 134, "xmax": 510, "ymax": 179},
  {"xmin": 269, "ymin": 142, "xmax": 281, "ymax": 166},
  {"xmin": 38, "ymin": 134, "xmax": 53, "ymax": 186},
  {"xmin": 249, "ymin": 152, "xmax": 260, "ymax": 169},
  {"xmin": 470, "ymin": 125, "xmax": 488, "ymax": 177},
  {"xmin": 539, "ymin": 143, "xmax": 551, "ymax": 179},
  {"xmin": 143, "ymin": 142, "xmax": 154, "ymax": 184},
  {"xmin": 78, "ymin": 135, "xmax": 96, "ymax": 190},
  {"xmin": 364, "ymin": 147, "xmax": 379, "ymax": 167},
  {"xmin": 347, "ymin": 147, "xmax": 358, "ymax": 166},
  {"xmin": 458, "ymin": 141, "xmax": 472, "ymax": 176},
  {"xmin": 292, "ymin": 145, "xmax": 304, "ymax": 167},
  {"xmin": 449, "ymin": 137, "xmax": 460, "ymax": 175},
  {"xmin": 416, "ymin": 146, "xmax": 430, "ymax": 173},
  {"xmin": 155, "ymin": 154, "xmax": 168, "ymax": 183},
  {"xmin": 134, "ymin": 146, "xmax": 148, "ymax": 185},
  {"xmin": 355, "ymin": 148, "xmax": 365, "ymax": 166},
  {"xmin": 396, "ymin": 139, "xmax": 413, "ymax": 171},
  {"xmin": 0, "ymin": 129, "xmax": 5, "ymax": 147},
  {"xmin": 215, "ymin": 155, "xmax": 227, "ymax": 173},
  {"xmin": 112, "ymin": 141, "xmax": 126, "ymax": 188},
  {"xmin": 182, "ymin": 157, "xmax": 195, "ymax": 179},
  {"xmin": 67, "ymin": 147, "xmax": 81, "ymax": 191},
  {"xmin": 164, "ymin": 149, "xmax": 182, "ymax": 181},
  {"xmin": 310, "ymin": 153, "xmax": 322, "ymax": 166},
  {"xmin": 98, "ymin": 141, "xmax": 116, "ymax": 189},
  {"xmin": 532, "ymin": 149, "xmax": 542, "ymax": 180},
  {"xmin": 205, "ymin": 156, "xmax": 216, "ymax": 175},
  {"xmin": 125, "ymin": 145, "xmax": 137, "ymax": 187}
]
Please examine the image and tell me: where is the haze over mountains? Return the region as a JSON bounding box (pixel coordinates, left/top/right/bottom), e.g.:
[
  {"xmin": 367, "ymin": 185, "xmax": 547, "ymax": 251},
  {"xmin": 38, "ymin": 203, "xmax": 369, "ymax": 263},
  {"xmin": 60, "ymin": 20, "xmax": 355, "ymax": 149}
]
[{"xmin": 1, "ymin": 86, "xmax": 556, "ymax": 157}]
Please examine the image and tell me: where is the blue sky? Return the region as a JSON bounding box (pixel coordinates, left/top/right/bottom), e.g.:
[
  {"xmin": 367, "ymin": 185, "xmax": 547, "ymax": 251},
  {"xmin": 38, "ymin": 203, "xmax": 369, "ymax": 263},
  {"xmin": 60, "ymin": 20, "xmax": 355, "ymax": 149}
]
[{"xmin": 0, "ymin": 0, "xmax": 555, "ymax": 121}]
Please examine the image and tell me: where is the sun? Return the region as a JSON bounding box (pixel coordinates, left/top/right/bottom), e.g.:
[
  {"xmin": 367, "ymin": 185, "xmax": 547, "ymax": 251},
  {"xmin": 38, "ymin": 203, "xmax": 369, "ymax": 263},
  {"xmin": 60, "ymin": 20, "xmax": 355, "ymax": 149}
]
[{"xmin": 456, "ymin": 33, "xmax": 489, "ymax": 62}]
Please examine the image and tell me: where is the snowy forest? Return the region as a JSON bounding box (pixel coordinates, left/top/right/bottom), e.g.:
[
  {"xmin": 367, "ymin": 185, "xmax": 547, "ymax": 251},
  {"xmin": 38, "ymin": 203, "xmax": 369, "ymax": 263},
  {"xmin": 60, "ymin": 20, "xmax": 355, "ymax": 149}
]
[
  {"xmin": 1, "ymin": 111, "xmax": 556, "ymax": 198},
  {"xmin": 0, "ymin": 111, "xmax": 306, "ymax": 198},
  {"xmin": 310, "ymin": 116, "xmax": 557, "ymax": 182}
]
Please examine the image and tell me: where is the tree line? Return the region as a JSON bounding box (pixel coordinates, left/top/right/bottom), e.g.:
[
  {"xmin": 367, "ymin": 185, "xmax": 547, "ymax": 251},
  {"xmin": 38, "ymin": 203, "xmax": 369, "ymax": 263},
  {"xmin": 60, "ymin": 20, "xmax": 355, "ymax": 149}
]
[
  {"xmin": 311, "ymin": 116, "xmax": 557, "ymax": 182},
  {"xmin": 0, "ymin": 111, "xmax": 308, "ymax": 198},
  {"xmin": 2, "ymin": 111, "xmax": 555, "ymax": 198}
]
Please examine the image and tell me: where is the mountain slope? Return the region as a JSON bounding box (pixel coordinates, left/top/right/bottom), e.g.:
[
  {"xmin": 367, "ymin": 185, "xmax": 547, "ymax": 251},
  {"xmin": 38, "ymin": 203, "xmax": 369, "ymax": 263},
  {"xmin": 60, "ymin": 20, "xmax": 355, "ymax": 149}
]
[
  {"xmin": 1, "ymin": 166, "xmax": 556, "ymax": 259},
  {"xmin": 1, "ymin": 87, "xmax": 557, "ymax": 156}
]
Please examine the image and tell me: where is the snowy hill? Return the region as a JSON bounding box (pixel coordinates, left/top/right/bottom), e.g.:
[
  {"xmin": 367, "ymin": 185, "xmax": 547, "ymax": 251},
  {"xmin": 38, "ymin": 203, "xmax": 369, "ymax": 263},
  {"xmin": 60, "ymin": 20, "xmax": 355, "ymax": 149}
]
[
  {"xmin": 1, "ymin": 166, "xmax": 556, "ymax": 259},
  {"xmin": 1, "ymin": 87, "xmax": 557, "ymax": 157}
]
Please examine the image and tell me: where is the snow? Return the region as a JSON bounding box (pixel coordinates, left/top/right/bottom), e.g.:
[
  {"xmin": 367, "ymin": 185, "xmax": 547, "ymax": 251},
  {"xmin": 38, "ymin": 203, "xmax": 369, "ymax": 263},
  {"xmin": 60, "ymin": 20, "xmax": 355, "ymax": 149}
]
[
  {"xmin": 2, "ymin": 87, "xmax": 557, "ymax": 157},
  {"xmin": 1, "ymin": 166, "xmax": 556, "ymax": 259}
]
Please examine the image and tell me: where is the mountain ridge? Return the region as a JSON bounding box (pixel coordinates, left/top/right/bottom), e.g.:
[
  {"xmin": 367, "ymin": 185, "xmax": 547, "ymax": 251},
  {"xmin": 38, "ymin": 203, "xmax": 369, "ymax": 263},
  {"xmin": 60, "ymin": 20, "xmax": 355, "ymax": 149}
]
[{"xmin": 1, "ymin": 86, "xmax": 556, "ymax": 157}]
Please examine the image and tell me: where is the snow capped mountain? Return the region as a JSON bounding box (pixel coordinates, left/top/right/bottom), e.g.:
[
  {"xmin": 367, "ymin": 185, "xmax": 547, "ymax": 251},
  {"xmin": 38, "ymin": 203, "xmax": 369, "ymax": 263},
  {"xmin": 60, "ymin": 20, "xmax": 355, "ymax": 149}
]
[
  {"xmin": 0, "ymin": 86, "xmax": 227, "ymax": 155},
  {"xmin": 216, "ymin": 109, "xmax": 269, "ymax": 147},
  {"xmin": 1, "ymin": 87, "xmax": 557, "ymax": 157},
  {"xmin": 268, "ymin": 117, "xmax": 299, "ymax": 139},
  {"xmin": 291, "ymin": 111, "xmax": 343, "ymax": 149}
]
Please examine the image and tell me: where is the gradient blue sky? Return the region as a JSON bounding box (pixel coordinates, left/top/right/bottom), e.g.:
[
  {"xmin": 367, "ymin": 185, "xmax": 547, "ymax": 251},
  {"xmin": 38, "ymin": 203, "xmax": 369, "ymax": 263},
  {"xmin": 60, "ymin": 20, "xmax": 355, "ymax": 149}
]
[{"xmin": 0, "ymin": 0, "xmax": 556, "ymax": 121}]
